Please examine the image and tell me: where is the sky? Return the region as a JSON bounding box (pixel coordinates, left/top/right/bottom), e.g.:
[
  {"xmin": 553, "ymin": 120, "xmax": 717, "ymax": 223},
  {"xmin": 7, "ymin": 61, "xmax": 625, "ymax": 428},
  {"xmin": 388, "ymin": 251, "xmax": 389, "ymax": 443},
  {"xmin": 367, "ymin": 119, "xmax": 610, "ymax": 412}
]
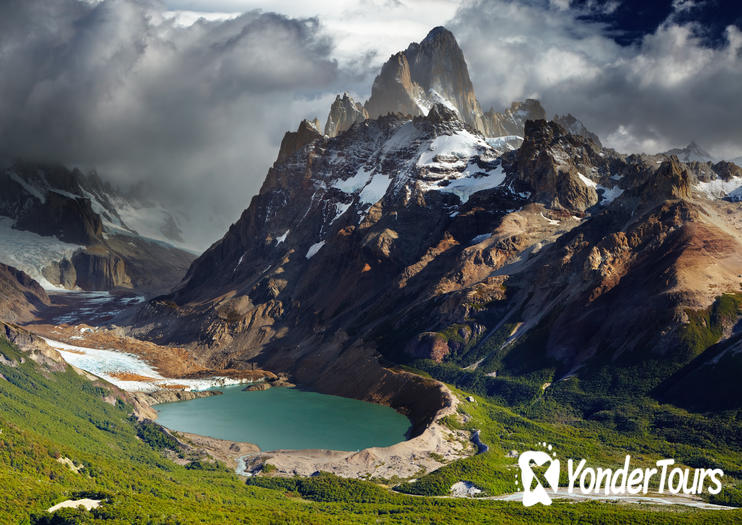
[{"xmin": 0, "ymin": 0, "xmax": 740, "ymax": 249}]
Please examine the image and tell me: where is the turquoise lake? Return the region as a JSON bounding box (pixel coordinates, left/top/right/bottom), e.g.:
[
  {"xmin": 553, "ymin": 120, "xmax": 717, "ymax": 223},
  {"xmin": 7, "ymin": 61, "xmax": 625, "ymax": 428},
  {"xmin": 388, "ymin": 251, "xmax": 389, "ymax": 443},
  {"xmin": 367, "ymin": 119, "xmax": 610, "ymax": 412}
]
[{"xmin": 155, "ymin": 385, "xmax": 412, "ymax": 451}]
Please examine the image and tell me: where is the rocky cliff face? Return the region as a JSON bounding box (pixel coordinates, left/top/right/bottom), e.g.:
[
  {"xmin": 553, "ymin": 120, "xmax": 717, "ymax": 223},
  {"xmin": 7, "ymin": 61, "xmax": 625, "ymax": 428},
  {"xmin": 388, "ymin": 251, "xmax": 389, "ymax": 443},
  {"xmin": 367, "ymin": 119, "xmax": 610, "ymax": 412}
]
[
  {"xmin": 362, "ymin": 27, "xmax": 547, "ymax": 142},
  {"xmin": 276, "ymin": 120, "xmax": 323, "ymax": 163},
  {"xmin": 365, "ymin": 27, "xmax": 484, "ymax": 131},
  {"xmin": 0, "ymin": 263, "xmax": 50, "ymax": 322},
  {"xmin": 134, "ymin": 27, "xmax": 742, "ymax": 414},
  {"xmin": 324, "ymin": 94, "xmax": 369, "ymax": 137}
]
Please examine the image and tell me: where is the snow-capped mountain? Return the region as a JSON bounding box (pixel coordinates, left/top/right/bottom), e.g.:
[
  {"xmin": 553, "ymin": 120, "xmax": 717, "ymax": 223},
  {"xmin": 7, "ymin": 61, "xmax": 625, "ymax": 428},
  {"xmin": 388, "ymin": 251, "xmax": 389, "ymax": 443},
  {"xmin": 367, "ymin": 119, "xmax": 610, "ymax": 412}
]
[
  {"xmin": 0, "ymin": 161, "xmax": 195, "ymax": 291},
  {"xmin": 131, "ymin": 26, "xmax": 741, "ymax": 415},
  {"xmin": 663, "ymin": 141, "xmax": 715, "ymax": 163},
  {"xmin": 553, "ymin": 113, "xmax": 601, "ymax": 146},
  {"xmin": 363, "ymin": 26, "xmax": 544, "ymax": 141}
]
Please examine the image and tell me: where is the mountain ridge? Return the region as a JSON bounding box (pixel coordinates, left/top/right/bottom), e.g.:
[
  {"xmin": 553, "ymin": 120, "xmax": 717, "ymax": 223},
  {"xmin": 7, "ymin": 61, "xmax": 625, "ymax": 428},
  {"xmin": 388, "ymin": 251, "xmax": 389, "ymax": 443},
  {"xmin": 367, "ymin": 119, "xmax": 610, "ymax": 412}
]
[
  {"xmin": 0, "ymin": 160, "xmax": 196, "ymax": 293},
  {"xmin": 128, "ymin": 26, "xmax": 742, "ymax": 416}
]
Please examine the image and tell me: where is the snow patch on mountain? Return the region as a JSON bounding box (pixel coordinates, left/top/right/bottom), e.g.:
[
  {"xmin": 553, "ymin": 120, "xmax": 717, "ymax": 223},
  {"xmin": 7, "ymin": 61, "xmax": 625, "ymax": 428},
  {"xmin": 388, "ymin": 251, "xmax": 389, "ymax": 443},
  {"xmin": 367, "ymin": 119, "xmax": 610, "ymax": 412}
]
[
  {"xmin": 306, "ymin": 240, "xmax": 326, "ymax": 259},
  {"xmin": 470, "ymin": 233, "xmax": 492, "ymax": 244},
  {"xmin": 9, "ymin": 172, "xmax": 46, "ymax": 203},
  {"xmin": 431, "ymin": 164, "xmax": 506, "ymax": 203},
  {"xmin": 417, "ymin": 129, "xmax": 489, "ymax": 167},
  {"xmin": 331, "ymin": 203, "xmax": 352, "ymax": 224},
  {"xmin": 598, "ymin": 185, "xmax": 624, "ymax": 204},
  {"xmin": 382, "ymin": 121, "xmax": 421, "ymax": 155},
  {"xmin": 696, "ymin": 176, "xmax": 742, "ymax": 200},
  {"xmin": 332, "ymin": 167, "xmax": 373, "ymax": 194},
  {"xmin": 275, "ymin": 230, "xmax": 290, "ymax": 244},
  {"xmin": 485, "ymin": 135, "xmax": 523, "ymax": 154},
  {"xmin": 359, "ymin": 173, "xmax": 393, "ymax": 205},
  {"xmin": 577, "ymin": 172, "xmax": 597, "ymax": 188}
]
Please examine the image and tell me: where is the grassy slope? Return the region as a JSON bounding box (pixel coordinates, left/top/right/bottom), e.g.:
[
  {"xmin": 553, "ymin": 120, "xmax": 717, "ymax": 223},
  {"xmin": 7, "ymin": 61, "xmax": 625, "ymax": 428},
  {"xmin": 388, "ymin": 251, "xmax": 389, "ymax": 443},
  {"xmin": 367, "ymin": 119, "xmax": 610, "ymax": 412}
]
[
  {"xmin": 392, "ymin": 292, "xmax": 742, "ymax": 505},
  {"xmin": 1, "ymin": 335, "xmax": 741, "ymax": 524}
]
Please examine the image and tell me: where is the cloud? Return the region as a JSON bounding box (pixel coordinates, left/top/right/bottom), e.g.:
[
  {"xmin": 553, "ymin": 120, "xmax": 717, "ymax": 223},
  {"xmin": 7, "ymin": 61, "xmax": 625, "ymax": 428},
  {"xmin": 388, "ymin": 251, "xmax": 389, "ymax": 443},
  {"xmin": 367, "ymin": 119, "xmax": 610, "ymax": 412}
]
[
  {"xmin": 449, "ymin": 0, "xmax": 742, "ymax": 160},
  {"xmin": 161, "ymin": 0, "xmax": 462, "ymax": 67},
  {"xmin": 0, "ymin": 0, "xmax": 345, "ymax": 249},
  {"xmin": 0, "ymin": 0, "xmax": 461, "ymax": 249}
]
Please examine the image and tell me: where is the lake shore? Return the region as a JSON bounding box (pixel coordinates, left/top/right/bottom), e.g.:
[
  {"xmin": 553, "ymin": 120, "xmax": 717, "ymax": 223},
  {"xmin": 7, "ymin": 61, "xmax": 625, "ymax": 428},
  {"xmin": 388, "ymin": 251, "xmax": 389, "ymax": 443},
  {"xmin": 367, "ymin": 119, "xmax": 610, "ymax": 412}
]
[
  {"xmin": 28, "ymin": 320, "xmax": 476, "ymax": 482},
  {"xmin": 136, "ymin": 374, "xmax": 474, "ymax": 481},
  {"xmin": 239, "ymin": 382, "xmax": 475, "ymax": 480}
]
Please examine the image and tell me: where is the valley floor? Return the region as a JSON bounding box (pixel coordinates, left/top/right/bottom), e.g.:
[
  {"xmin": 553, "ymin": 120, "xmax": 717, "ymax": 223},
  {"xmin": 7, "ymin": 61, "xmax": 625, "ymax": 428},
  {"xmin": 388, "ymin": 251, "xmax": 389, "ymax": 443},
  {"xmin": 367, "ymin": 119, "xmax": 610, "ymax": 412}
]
[{"xmin": 2, "ymin": 291, "xmax": 740, "ymax": 523}]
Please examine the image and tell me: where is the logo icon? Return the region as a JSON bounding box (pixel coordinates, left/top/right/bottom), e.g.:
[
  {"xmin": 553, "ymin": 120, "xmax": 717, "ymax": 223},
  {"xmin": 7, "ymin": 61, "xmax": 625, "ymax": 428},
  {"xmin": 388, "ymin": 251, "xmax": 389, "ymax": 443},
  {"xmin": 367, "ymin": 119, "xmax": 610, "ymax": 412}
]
[
  {"xmin": 518, "ymin": 444, "xmax": 560, "ymax": 506},
  {"xmin": 514, "ymin": 444, "xmax": 725, "ymax": 507}
]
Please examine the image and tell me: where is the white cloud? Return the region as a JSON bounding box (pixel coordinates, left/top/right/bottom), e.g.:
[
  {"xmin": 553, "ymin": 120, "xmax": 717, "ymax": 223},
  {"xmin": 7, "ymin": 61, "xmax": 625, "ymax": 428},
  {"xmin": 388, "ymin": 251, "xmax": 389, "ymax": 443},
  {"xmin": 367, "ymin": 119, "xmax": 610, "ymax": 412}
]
[
  {"xmin": 162, "ymin": 0, "xmax": 462, "ymax": 67},
  {"xmin": 449, "ymin": 0, "xmax": 742, "ymax": 159}
]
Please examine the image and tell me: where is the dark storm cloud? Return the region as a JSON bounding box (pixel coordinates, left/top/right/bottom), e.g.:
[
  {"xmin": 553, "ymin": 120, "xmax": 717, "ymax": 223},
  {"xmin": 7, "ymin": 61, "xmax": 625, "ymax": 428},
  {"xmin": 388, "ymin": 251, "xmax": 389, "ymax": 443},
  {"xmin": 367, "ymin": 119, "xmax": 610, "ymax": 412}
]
[
  {"xmin": 448, "ymin": 0, "xmax": 742, "ymax": 158},
  {"xmin": 0, "ymin": 0, "xmax": 343, "ymax": 247}
]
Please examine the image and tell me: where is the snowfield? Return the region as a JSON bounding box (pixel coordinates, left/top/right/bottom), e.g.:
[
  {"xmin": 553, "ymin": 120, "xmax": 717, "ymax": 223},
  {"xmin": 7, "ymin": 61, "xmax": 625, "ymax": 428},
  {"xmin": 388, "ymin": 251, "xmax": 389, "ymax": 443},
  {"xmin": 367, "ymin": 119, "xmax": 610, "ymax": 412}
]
[
  {"xmin": 697, "ymin": 176, "xmax": 742, "ymax": 200},
  {"xmin": 417, "ymin": 129, "xmax": 489, "ymax": 167}
]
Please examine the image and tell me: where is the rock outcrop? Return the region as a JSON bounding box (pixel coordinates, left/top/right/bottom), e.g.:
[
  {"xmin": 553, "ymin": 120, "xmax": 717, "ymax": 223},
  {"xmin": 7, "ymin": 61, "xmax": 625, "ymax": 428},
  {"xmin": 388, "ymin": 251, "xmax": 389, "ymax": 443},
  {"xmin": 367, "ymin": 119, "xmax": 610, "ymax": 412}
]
[
  {"xmin": 13, "ymin": 190, "xmax": 103, "ymax": 245},
  {"xmin": 324, "ymin": 93, "xmax": 368, "ymax": 137},
  {"xmin": 71, "ymin": 250, "xmax": 132, "ymax": 290},
  {"xmin": 276, "ymin": 119, "xmax": 324, "ymax": 163},
  {"xmin": 635, "ymin": 156, "xmax": 692, "ymax": 201},
  {"xmin": 0, "ymin": 264, "xmax": 50, "ymax": 322},
  {"xmin": 512, "ymin": 120, "xmax": 601, "ymax": 211}
]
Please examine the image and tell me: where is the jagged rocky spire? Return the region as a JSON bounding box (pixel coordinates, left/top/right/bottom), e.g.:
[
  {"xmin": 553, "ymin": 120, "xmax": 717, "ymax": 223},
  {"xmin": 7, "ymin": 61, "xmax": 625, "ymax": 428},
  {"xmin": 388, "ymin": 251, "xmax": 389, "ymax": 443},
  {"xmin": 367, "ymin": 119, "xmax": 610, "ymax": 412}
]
[
  {"xmin": 362, "ymin": 26, "xmax": 545, "ymax": 139},
  {"xmin": 364, "ymin": 27, "xmax": 484, "ymax": 131},
  {"xmin": 324, "ymin": 93, "xmax": 368, "ymax": 138}
]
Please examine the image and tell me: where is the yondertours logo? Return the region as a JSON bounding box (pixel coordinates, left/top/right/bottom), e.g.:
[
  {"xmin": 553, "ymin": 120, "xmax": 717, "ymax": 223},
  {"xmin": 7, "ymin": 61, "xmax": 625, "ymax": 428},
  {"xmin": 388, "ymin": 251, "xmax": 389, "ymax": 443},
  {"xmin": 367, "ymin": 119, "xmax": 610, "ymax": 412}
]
[{"xmin": 515, "ymin": 442, "xmax": 724, "ymax": 507}]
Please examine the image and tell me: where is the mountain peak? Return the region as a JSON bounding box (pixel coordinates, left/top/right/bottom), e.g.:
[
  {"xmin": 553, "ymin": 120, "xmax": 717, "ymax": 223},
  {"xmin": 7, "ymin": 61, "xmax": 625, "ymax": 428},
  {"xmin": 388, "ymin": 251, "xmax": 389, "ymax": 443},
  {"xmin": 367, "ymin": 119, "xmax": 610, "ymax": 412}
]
[
  {"xmin": 276, "ymin": 119, "xmax": 322, "ymax": 163},
  {"xmin": 425, "ymin": 102, "xmax": 460, "ymax": 125},
  {"xmin": 663, "ymin": 141, "xmax": 713, "ymax": 163},
  {"xmin": 553, "ymin": 113, "xmax": 601, "ymax": 146},
  {"xmin": 421, "ymin": 26, "xmax": 456, "ymax": 43},
  {"xmin": 365, "ymin": 26, "xmax": 484, "ymax": 131}
]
